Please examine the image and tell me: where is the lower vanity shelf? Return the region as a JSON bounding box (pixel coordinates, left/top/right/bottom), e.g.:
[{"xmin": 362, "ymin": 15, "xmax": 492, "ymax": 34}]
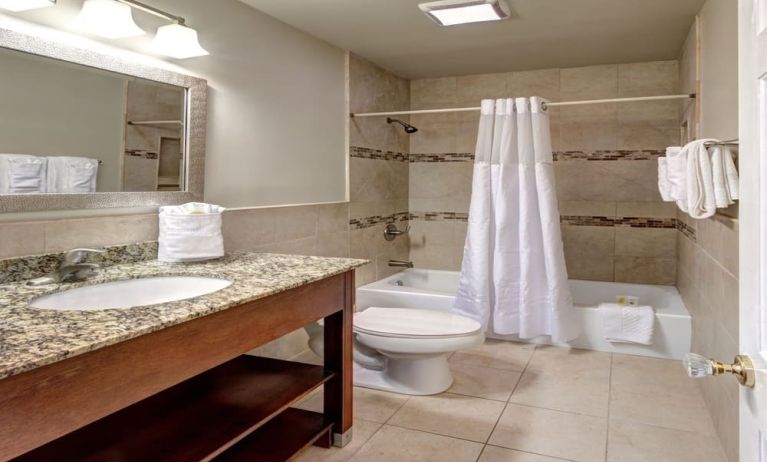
[{"xmin": 13, "ymin": 356, "xmax": 334, "ymax": 462}]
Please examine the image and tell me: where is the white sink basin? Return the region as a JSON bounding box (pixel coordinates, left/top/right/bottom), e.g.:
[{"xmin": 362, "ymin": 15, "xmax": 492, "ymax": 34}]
[{"xmin": 29, "ymin": 276, "xmax": 232, "ymax": 311}]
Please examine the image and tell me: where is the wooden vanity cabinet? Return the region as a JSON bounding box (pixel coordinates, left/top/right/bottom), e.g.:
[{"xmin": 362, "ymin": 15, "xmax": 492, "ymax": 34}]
[{"xmin": 0, "ymin": 271, "xmax": 355, "ymax": 462}]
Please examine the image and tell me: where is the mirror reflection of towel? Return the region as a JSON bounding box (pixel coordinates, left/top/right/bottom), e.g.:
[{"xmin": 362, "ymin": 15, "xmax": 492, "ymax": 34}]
[
  {"xmin": 0, "ymin": 154, "xmax": 46, "ymax": 194},
  {"xmin": 46, "ymin": 157, "xmax": 99, "ymax": 193}
]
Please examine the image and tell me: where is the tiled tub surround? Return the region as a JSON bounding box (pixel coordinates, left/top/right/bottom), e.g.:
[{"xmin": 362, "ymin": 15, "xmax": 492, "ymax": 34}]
[
  {"xmin": 348, "ymin": 56, "xmax": 411, "ymax": 286},
  {"xmin": 408, "ymin": 61, "xmax": 680, "ymax": 285},
  {"xmin": 0, "ymin": 252, "xmax": 366, "ymax": 380},
  {"xmin": 676, "ymin": 211, "xmax": 739, "ymax": 462}
]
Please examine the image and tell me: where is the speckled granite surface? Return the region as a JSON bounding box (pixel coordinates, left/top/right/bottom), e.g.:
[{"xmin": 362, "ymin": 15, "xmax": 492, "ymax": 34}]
[{"xmin": 0, "ymin": 252, "xmax": 366, "ymax": 380}]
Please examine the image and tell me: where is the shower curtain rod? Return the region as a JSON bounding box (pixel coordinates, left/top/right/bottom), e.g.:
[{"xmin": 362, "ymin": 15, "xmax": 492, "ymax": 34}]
[{"xmin": 350, "ymin": 93, "xmax": 696, "ymax": 118}]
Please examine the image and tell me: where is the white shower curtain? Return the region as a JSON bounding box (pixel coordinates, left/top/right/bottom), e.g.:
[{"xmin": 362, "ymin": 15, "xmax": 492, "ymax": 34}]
[{"xmin": 453, "ymin": 97, "xmax": 578, "ymax": 343}]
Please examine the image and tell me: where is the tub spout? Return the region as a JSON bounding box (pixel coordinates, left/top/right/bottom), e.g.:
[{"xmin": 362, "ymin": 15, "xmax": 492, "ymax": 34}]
[{"xmin": 389, "ymin": 260, "xmax": 414, "ymax": 268}]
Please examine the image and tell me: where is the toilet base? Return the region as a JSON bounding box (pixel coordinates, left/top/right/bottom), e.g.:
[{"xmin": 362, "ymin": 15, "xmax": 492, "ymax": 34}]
[{"xmin": 353, "ymin": 353, "xmax": 454, "ymax": 395}]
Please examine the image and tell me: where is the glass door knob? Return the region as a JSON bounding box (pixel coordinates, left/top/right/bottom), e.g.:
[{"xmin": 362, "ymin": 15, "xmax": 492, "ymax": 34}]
[{"xmin": 683, "ymin": 353, "xmax": 755, "ymax": 388}]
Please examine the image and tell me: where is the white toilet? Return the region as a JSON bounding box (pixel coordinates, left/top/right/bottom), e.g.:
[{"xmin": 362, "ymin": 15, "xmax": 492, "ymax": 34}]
[{"xmin": 307, "ymin": 307, "xmax": 484, "ymax": 395}]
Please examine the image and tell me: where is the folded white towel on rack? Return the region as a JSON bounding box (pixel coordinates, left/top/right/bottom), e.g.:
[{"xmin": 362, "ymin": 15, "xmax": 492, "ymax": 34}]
[
  {"xmin": 657, "ymin": 157, "xmax": 673, "ymax": 201},
  {"xmin": 664, "ymin": 146, "xmax": 688, "ymax": 212},
  {"xmin": 723, "ymin": 146, "xmax": 739, "ymax": 200},
  {"xmin": 686, "ymin": 139, "xmax": 717, "ymax": 219},
  {"xmin": 46, "ymin": 156, "xmax": 99, "ymax": 193},
  {"xmin": 711, "ymin": 146, "xmax": 734, "ymax": 208},
  {"xmin": 600, "ymin": 303, "xmax": 655, "ymax": 345},
  {"xmin": 0, "ymin": 154, "xmax": 46, "ymax": 194}
]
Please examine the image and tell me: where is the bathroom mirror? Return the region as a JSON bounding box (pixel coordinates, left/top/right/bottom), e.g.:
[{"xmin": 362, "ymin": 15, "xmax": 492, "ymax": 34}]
[{"xmin": 0, "ymin": 24, "xmax": 206, "ymax": 212}]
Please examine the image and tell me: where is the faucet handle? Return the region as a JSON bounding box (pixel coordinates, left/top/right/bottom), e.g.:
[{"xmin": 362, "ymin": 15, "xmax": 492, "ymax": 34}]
[{"xmin": 63, "ymin": 248, "xmax": 106, "ymax": 265}]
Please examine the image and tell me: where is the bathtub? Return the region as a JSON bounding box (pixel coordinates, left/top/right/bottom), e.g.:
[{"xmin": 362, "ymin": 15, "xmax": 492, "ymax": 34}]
[{"xmin": 356, "ymin": 269, "xmax": 691, "ymax": 360}]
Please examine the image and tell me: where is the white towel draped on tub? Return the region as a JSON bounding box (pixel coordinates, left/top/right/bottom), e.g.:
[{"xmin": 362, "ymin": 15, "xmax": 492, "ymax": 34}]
[
  {"xmin": 453, "ymin": 98, "xmax": 579, "ymax": 343},
  {"xmin": 600, "ymin": 303, "xmax": 655, "ymax": 345},
  {"xmin": 47, "ymin": 156, "xmax": 99, "ymax": 193}
]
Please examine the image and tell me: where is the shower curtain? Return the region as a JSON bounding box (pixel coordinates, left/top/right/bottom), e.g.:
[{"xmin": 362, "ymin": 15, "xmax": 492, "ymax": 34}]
[{"xmin": 453, "ymin": 97, "xmax": 578, "ymax": 343}]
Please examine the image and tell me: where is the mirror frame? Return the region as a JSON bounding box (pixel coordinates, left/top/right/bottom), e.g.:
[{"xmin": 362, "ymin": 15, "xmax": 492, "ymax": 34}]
[{"xmin": 0, "ymin": 25, "xmax": 207, "ymax": 213}]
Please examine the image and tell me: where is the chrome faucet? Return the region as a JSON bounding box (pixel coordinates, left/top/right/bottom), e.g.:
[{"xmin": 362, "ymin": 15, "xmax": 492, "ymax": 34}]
[
  {"xmin": 27, "ymin": 248, "xmax": 105, "ymax": 286},
  {"xmin": 388, "ymin": 260, "xmax": 414, "ymax": 268}
]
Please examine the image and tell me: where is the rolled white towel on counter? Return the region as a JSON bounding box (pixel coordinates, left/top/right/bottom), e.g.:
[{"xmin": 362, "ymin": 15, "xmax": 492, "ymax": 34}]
[
  {"xmin": 600, "ymin": 303, "xmax": 655, "ymax": 345},
  {"xmin": 158, "ymin": 202, "xmax": 226, "ymax": 263}
]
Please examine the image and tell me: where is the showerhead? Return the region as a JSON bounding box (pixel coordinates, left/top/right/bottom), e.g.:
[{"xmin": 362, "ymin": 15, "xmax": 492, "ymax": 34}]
[{"xmin": 387, "ymin": 117, "xmax": 418, "ymax": 134}]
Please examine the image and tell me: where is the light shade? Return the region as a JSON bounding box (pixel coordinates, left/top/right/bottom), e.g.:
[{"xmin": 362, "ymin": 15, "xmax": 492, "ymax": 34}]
[
  {"xmin": 74, "ymin": 0, "xmax": 145, "ymax": 39},
  {"xmin": 151, "ymin": 23, "xmax": 209, "ymax": 59},
  {"xmin": 0, "ymin": 0, "xmax": 55, "ymax": 12},
  {"xmin": 419, "ymin": 0, "xmax": 509, "ymax": 26}
]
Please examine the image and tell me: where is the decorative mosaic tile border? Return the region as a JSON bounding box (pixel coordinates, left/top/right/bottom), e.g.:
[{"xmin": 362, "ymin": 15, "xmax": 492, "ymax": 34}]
[
  {"xmin": 409, "ymin": 211, "xmax": 469, "ymax": 222},
  {"xmin": 677, "ymin": 220, "xmax": 697, "ymax": 242},
  {"xmin": 554, "ymin": 150, "xmax": 665, "ymax": 161},
  {"xmin": 402, "ymin": 150, "xmax": 665, "ymax": 163},
  {"xmin": 0, "ymin": 241, "xmax": 158, "ymax": 285},
  {"xmin": 409, "ymin": 153, "xmax": 475, "ymax": 163},
  {"xmin": 350, "ymin": 146, "xmax": 408, "ymax": 162},
  {"xmin": 349, "ymin": 212, "xmax": 410, "ymax": 230},
  {"xmin": 125, "ymin": 149, "xmax": 159, "ymax": 160},
  {"xmin": 560, "ymin": 215, "xmax": 677, "ymax": 228}
]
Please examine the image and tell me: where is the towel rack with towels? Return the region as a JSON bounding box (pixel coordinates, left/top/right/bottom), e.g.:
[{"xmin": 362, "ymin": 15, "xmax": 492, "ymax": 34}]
[{"xmin": 704, "ymin": 139, "xmax": 739, "ymax": 147}]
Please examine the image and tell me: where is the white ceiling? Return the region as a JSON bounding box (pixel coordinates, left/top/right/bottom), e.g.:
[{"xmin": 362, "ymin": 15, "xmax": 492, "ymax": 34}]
[{"xmin": 239, "ymin": 0, "xmax": 706, "ymax": 79}]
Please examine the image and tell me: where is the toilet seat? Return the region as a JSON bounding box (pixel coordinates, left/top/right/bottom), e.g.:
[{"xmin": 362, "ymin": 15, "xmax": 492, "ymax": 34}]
[{"xmin": 354, "ymin": 307, "xmax": 482, "ymax": 339}]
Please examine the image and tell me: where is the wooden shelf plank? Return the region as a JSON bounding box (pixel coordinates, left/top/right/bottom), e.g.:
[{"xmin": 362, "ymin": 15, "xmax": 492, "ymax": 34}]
[
  {"xmin": 213, "ymin": 408, "xmax": 332, "ymax": 462},
  {"xmin": 13, "ymin": 356, "xmax": 333, "ymax": 462}
]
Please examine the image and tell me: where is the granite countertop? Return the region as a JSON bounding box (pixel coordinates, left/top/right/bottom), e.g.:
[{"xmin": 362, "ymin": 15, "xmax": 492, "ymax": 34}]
[{"xmin": 0, "ymin": 252, "xmax": 367, "ymax": 380}]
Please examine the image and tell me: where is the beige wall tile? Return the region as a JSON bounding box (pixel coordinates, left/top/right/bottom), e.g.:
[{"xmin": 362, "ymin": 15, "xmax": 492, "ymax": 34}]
[
  {"xmin": 561, "ymin": 64, "xmax": 618, "ymax": 100},
  {"xmin": 614, "ymin": 256, "xmax": 676, "ymax": 285},
  {"xmin": 410, "ymin": 162, "xmax": 473, "ymax": 212},
  {"xmin": 272, "ymin": 205, "xmax": 318, "ymax": 242},
  {"xmin": 614, "ymin": 227, "xmax": 676, "ymax": 258},
  {"xmin": 559, "ymin": 201, "xmax": 617, "ymax": 217},
  {"xmin": 455, "ymin": 73, "xmax": 507, "ymax": 106},
  {"xmin": 223, "ymin": 208, "xmax": 277, "ymax": 252},
  {"xmin": 43, "ymin": 214, "xmax": 157, "ymax": 252},
  {"xmin": 561, "ymin": 225, "xmax": 615, "ymax": 281},
  {"xmin": 317, "ymin": 203, "xmax": 350, "ymax": 234},
  {"xmin": 508, "ymin": 69, "xmax": 561, "ymax": 101},
  {"xmin": 411, "ymin": 77, "xmax": 457, "ymax": 110},
  {"xmin": 618, "ymin": 61, "xmax": 679, "ymax": 97},
  {"xmin": 555, "ymin": 161, "xmax": 661, "ymax": 202},
  {"xmin": 0, "ymin": 222, "xmax": 45, "ymax": 258},
  {"xmin": 616, "ymin": 201, "xmax": 677, "ymax": 218}
]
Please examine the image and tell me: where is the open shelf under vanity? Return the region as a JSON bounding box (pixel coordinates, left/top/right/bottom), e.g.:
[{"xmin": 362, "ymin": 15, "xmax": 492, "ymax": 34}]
[{"xmin": 12, "ymin": 356, "xmax": 334, "ymax": 462}]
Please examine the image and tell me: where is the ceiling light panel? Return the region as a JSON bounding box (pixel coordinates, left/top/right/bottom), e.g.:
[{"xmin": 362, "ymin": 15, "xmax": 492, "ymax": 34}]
[{"xmin": 419, "ymin": 0, "xmax": 510, "ymax": 26}]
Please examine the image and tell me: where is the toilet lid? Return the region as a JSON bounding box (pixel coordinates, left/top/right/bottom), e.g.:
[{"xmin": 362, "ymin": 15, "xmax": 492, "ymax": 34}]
[{"xmin": 353, "ymin": 307, "xmax": 482, "ymax": 339}]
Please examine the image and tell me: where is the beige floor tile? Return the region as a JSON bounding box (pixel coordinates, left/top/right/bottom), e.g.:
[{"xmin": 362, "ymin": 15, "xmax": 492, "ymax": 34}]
[
  {"xmin": 525, "ymin": 345, "xmax": 611, "ymax": 375},
  {"xmin": 349, "ymin": 425, "xmax": 483, "ymax": 462},
  {"xmin": 292, "ymin": 386, "xmax": 409, "ymax": 424},
  {"xmin": 607, "ymin": 420, "xmax": 727, "ymax": 462},
  {"xmin": 510, "ymin": 367, "xmax": 609, "ymax": 417},
  {"xmin": 289, "ymin": 349, "xmax": 323, "ymax": 366},
  {"xmin": 488, "ymin": 404, "xmax": 608, "ymax": 462},
  {"xmin": 449, "ymin": 361, "xmax": 522, "ymax": 401},
  {"xmin": 388, "ymin": 392, "xmax": 505, "ymax": 442},
  {"xmin": 609, "ymin": 354, "xmax": 716, "ymax": 435},
  {"xmin": 479, "ymin": 445, "xmax": 571, "ymax": 462},
  {"xmin": 354, "ymin": 387, "xmax": 410, "ymax": 423},
  {"xmin": 295, "ymin": 419, "xmax": 383, "ymax": 462},
  {"xmin": 450, "ymin": 340, "xmax": 536, "ymax": 372}
]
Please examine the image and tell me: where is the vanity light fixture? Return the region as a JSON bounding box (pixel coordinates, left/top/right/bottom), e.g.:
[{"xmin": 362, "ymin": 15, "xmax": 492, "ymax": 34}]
[
  {"xmin": 74, "ymin": 0, "xmax": 145, "ymax": 39},
  {"xmin": 0, "ymin": 0, "xmax": 55, "ymax": 12},
  {"xmin": 418, "ymin": 0, "xmax": 510, "ymax": 26},
  {"xmin": 116, "ymin": 0, "xmax": 208, "ymax": 59}
]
